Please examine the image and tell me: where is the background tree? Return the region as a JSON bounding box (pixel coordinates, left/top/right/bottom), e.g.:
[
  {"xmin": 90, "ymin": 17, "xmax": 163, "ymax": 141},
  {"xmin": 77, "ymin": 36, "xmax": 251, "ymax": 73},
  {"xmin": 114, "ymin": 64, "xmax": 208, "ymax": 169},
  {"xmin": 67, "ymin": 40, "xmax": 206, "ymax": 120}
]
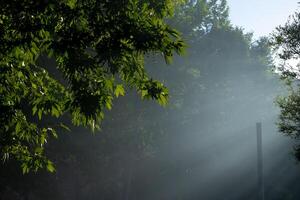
[{"xmin": 271, "ymin": 11, "xmax": 300, "ymax": 160}]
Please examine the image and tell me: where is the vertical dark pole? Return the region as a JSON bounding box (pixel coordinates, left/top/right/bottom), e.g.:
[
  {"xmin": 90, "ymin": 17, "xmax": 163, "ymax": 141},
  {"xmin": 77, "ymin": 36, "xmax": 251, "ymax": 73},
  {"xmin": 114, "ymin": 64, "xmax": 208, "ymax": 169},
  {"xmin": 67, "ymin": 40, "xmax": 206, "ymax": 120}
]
[{"xmin": 256, "ymin": 122, "xmax": 264, "ymax": 200}]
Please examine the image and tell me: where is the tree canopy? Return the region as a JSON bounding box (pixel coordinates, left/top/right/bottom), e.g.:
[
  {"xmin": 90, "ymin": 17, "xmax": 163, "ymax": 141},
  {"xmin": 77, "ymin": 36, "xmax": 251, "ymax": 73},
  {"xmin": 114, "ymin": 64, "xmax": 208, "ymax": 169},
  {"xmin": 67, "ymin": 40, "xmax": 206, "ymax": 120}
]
[
  {"xmin": 0, "ymin": 0, "xmax": 185, "ymax": 173},
  {"xmin": 271, "ymin": 11, "xmax": 300, "ymax": 159}
]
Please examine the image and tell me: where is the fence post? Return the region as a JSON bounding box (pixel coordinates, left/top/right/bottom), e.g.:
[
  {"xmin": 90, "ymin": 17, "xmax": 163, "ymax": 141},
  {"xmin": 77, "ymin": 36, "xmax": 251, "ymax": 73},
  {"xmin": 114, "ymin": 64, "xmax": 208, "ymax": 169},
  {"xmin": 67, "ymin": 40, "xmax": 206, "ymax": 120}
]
[{"xmin": 256, "ymin": 122, "xmax": 265, "ymax": 200}]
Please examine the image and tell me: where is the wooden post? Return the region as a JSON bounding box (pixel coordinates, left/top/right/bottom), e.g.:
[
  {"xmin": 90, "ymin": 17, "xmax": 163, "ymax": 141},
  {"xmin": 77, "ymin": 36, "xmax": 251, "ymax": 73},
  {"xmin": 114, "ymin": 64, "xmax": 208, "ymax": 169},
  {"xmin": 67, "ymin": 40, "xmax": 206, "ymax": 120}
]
[{"xmin": 256, "ymin": 122, "xmax": 265, "ymax": 200}]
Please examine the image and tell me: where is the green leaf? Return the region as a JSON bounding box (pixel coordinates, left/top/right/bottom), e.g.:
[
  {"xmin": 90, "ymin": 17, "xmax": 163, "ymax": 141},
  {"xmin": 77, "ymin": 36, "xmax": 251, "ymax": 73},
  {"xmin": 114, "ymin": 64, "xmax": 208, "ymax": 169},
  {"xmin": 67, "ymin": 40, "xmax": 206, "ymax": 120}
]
[
  {"xmin": 115, "ymin": 84, "xmax": 125, "ymax": 97},
  {"xmin": 32, "ymin": 106, "xmax": 37, "ymax": 115},
  {"xmin": 22, "ymin": 163, "xmax": 29, "ymax": 174},
  {"xmin": 106, "ymin": 101, "xmax": 112, "ymax": 110},
  {"xmin": 69, "ymin": 0, "xmax": 77, "ymax": 9},
  {"xmin": 17, "ymin": 71, "xmax": 23, "ymax": 78},
  {"xmin": 15, "ymin": 122, "xmax": 21, "ymax": 133},
  {"xmin": 35, "ymin": 147, "xmax": 43, "ymax": 154},
  {"xmin": 38, "ymin": 109, "xmax": 43, "ymax": 120},
  {"xmin": 60, "ymin": 123, "xmax": 71, "ymax": 132},
  {"xmin": 158, "ymin": 93, "xmax": 168, "ymax": 106},
  {"xmin": 141, "ymin": 90, "xmax": 148, "ymax": 99},
  {"xmin": 51, "ymin": 106, "xmax": 60, "ymax": 117},
  {"xmin": 46, "ymin": 161, "xmax": 55, "ymax": 173}
]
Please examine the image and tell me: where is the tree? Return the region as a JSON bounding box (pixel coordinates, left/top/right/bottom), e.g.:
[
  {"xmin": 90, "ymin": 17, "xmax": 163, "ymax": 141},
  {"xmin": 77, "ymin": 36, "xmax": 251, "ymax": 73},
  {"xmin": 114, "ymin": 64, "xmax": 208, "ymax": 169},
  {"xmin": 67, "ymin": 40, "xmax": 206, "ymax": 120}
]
[
  {"xmin": 271, "ymin": 11, "xmax": 300, "ymax": 159},
  {"xmin": 0, "ymin": 0, "xmax": 185, "ymax": 173},
  {"xmin": 167, "ymin": 0, "xmax": 229, "ymax": 39}
]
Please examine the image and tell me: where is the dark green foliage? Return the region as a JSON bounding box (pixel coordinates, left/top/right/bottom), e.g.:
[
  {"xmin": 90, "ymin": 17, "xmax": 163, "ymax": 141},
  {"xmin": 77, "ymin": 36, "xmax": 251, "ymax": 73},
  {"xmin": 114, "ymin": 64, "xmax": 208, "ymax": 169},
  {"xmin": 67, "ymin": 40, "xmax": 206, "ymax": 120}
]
[
  {"xmin": 0, "ymin": 0, "xmax": 185, "ymax": 172},
  {"xmin": 271, "ymin": 11, "xmax": 300, "ymax": 158},
  {"xmin": 277, "ymin": 88, "xmax": 300, "ymax": 138},
  {"xmin": 272, "ymin": 12, "xmax": 300, "ymax": 61}
]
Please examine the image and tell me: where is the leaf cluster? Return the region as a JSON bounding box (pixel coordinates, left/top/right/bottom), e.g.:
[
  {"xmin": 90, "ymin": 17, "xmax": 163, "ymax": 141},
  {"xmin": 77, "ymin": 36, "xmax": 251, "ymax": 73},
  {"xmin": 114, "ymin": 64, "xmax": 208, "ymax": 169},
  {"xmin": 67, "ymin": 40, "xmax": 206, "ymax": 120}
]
[{"xmin": 0, "ymin": 0, "xmax": 184, "ymax": 172}]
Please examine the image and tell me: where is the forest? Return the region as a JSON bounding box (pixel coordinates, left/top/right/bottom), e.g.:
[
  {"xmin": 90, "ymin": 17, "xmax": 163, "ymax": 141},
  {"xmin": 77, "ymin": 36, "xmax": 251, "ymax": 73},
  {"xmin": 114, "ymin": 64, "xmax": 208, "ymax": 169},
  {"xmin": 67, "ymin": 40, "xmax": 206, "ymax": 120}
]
[{"xmin": 1, "ymin": 0, "xmax": 300, "ymax": 200}]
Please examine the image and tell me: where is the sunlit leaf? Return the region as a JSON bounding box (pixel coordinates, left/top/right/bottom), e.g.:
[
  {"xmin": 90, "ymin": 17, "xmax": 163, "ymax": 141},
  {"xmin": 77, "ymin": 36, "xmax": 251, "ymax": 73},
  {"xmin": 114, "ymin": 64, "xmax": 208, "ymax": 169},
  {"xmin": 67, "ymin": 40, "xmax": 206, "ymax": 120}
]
[{"xmin": 115, "ymin": 84, "xmax": 125, "ymax": 97}]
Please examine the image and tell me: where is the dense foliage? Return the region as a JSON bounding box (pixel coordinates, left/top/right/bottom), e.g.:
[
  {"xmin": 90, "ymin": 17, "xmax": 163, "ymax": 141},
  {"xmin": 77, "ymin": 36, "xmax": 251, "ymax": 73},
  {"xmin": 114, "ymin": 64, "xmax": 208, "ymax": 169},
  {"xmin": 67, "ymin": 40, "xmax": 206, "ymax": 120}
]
[
  {"xmin": 271, "ymin": 11, "xmax": 300, "ymax": 159},
  {"xmin": 0, "ymin": 0, "xmax": 185, "ymax": 172}
]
